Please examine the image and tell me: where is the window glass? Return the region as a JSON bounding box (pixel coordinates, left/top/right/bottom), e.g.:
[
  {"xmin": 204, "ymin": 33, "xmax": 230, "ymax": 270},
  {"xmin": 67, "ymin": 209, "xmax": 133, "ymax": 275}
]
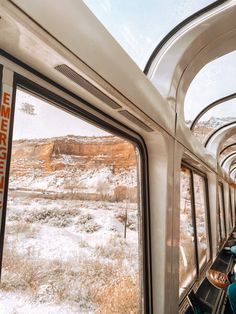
[
  {"xmin": 229, "ymin": 188, "xmax": 233, "ymax": 229},
  {"xmin": 185, "ymin": 51, "xmax": 236, "ymax": 124},
  {"xmin": 179, "ymin": 167, "xmax": 197, "ymax": 297},
  {"xmin": 216, "ymin": 192, "xmax": 222, "ymax": 245},
  {"xmin": 230, "ymin": 164, "xmax": 236, "ymax": 175},
  {"xmin": 84, "ymin": 0, "xmax": 214, "ymax": 70},
  {"xmin": 218, "ymin": 184, "xmax": 226, "ymax": 245},
  {"xmin": 192, "ymin": 98, "xmax": 236, "ymax": 142},
  {"xmin": 0, "ymin": 88, "xmax": 143, "ymax": 313},
  {"xmin": 219, "ymin": 139, "xmax": 236, "ymax": 165},
  {"xmin": 193, "ymin": 174, "xmax": 209, "ymax": 270}
]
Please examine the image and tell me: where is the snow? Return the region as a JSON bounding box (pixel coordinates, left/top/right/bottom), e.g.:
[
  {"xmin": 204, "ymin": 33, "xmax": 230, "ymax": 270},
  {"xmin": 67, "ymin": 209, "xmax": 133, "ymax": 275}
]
[
  {"xmin": 0, "ymin": 291, "xmax": 94, "ymax": 314},
  {"xmin": 0, "ymin": 196, "xmax": 140, "ymax": 313},
  {"xmin": 1, "ymin": 132, "xmax": 140, "ymax": 313}
]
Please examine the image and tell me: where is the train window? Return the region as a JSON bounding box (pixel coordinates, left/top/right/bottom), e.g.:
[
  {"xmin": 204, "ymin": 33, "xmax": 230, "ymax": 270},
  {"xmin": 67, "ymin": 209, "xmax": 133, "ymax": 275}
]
[
  {"xmin": 179, "ymin": 167, "xmax": 197, "ymax": 297},
  {"xmin": 229, "ymin": 187, "xmax": 233, "ymax": 229},
  {"xmin": 191, "ymin": 98, "xmax": 236, "ymax": 141},
  {"xmin": 193, "ymin": 173, "xmax": 209, "ymax": 270},
  {"xmin": 179, "ymin": 165, "xmax": 210, "ymax": 299},
  {"xmin": 0, "ymin": 87, "xmax": 143, "ymax": 313},
  {"xmin": 217, "ymin": 183, "xmax": 226, "ymax": 245},
  {"xmin": 219, "ymin": 139, "xmax": 236, "ymax": 165},
  {"xmin": 185, "ymin": 51, "xmax": 236, "ymax": 125}
]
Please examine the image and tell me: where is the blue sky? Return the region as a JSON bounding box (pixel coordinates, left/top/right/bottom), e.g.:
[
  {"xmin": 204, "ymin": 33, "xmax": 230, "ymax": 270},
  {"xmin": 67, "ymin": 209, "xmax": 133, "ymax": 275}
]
[
  {"xmin": 83, "ymin": 1, "xmax": 236, "ymax": 124},
  {"xmin": 13, "ymin": 90, "xmax": 110, "ymax": 140},
  {"xmin": 84, "ymin": 0, "xmax": 213, "ymax": 69},
  {"xmin": 185, "ymin": 51, "xmax": 236, "ymax": 121}
]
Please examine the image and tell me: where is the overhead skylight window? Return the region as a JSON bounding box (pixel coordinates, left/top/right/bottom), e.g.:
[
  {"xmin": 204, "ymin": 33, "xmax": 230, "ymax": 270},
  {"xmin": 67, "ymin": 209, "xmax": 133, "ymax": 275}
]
[
  {"xmin": 219, "ymin": 135, "xmax": 236, "ymax": 164},
  {"xmin": 83, "ymin": 0, "xmax": 214, "ymax": 70},
  {"xmin": 191, "ymin": 98, "xmax": 236, "ymax": 142},
  {"xmin": 185, "ymin": 51, "xmax": 236, "ymax": 124}
]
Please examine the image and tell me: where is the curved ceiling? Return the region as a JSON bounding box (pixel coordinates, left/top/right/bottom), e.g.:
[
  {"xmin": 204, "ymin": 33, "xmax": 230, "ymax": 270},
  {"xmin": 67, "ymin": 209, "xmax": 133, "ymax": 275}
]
[
  {"xmin": 145, "ymin": 1, "xmax": 235, "ymax": 100},
  {"xmin": 142, "ymin": 0, "xmax": 236, "ymax": 181}
]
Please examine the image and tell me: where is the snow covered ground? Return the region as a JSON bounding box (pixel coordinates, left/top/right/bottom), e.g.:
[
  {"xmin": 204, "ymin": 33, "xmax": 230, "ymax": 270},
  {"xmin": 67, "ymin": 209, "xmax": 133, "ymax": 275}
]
[{"xmin": 0, "ymin": 196, "xmax": 140, "ymax": 314}]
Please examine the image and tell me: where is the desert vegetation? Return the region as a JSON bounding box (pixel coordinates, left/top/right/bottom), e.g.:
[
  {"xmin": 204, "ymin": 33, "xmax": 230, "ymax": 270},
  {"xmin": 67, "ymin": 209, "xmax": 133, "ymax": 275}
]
[{"xmin": 0, "ymin": 137, "xmax": 141, "ymax": 313}]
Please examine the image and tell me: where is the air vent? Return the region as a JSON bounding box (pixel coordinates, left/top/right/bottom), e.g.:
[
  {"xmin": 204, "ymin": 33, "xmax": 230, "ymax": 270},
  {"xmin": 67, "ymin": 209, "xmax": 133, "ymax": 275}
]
[
  {"xmin": 119, "ymin": 110, "xmax": 154, "ymax": 132},
  {"xmin": 55, "ymin": 64, "xmax": 121, "ymax": 110}
]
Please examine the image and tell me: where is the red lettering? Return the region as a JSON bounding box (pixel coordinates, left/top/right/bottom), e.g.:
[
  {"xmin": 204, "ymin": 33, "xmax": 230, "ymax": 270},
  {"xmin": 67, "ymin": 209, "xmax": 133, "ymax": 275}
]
[
  {"xmin": 3, "ymin": 92, "xmax": 10, "ymax": 106},
  {"xmin": 0, "ymin": 176, "xmax": 4, "ymax": 189},
  {"xmin": 0, "ymin": 133, "xmax": 6, "ymax": 146},
  {"xmin": 0, "ymin": 105, "xmax": 10, "ymax": 119},
  {"xmin": 1, "ymin": 119, "xmax": 8, "ymax": 133},
  {"xmin": 0, "ymin": 150, "xmax": 6, "ymax": 160}
]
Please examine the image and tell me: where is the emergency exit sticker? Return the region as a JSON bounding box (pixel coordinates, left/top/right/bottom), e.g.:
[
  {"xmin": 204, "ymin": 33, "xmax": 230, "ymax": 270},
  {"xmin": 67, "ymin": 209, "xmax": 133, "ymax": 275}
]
[{"xmin": 0, "ymin": 84, "xmax": 12, "ymax": 210}]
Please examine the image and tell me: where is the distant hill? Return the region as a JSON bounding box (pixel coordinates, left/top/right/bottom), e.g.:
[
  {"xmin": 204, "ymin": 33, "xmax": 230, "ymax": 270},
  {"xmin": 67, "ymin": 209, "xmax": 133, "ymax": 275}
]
[{"xmin": 9, "ymin": 135, "xmax": 138, "ymax": 202}]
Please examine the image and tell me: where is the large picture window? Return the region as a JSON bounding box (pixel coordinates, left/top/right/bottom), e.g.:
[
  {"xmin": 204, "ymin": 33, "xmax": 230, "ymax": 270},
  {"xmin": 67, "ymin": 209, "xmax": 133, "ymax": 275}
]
[
  {"xmin": 179, "ymin": 164, "xmax": 210, "ymax": 299},
  {"xmin": 0, "ymin": 87, "xmax": 144, "ymax": 313}
]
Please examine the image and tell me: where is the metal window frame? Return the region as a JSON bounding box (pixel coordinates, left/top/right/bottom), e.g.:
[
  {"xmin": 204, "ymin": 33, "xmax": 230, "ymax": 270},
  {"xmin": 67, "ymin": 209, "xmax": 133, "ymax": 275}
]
[
  {"xmin": 219, "ymin": 142, "xmax": 236, "ymax": 156},
  {"xmin": 0, "ymin": 62, "xmax": 153, "ymax": 313},
  {"xmin": 204, "ymin": 121, "xmax": 236, "ymax": 147},
  {"xmin": 221, "ymin": 151, "xmax": 236, "ymax": 167},
  {"xmin": 190, "ymin": 93, "xmax": 236, "ymax": 130},
  {"xmin": 144, "ymin": 0, "xmax": 228, "ymax": 75},
  {"xmin": 229, "ymin": 185, "xmax": 234, "ymax": 229},
  {"xmin": 179, "ymin": 162, "xmax": 212, "ymax": 299},
  {"xmin": 218, "ymin": 182, "xmax": 227, "ymax": 244}
]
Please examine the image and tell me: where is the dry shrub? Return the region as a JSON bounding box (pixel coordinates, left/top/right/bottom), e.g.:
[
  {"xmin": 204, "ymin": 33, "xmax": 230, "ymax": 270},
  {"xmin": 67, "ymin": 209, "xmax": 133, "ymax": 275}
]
[
  {"xmin": 24, "ymin": 207, "xmax": 79, "ymax": 227},
  {"xmin": 1, "ymin": 246, "xmax": 40, "ymax": 294},
  {"xmin": 76, "ymin": 214, "xmax": 101, "ymax": 233},
  {"xmin": 114, "ymin": 211, "xmax": 137, "ymax": 231},
  {"xmin": 79, "ymin": 238, "xmax": 89, "ymax": 248},
  {"xmin": 95, "ymin": 237, "xmax": 127, "ymax": 261},
  {"xmin": 6, "ymin": 222, "xmax": 39, "ymax": 238},
  {"xmin": 77, "ymin": 213, "xmax": 93, "ymax": 225},
  {"xmin": 0, "ymin": 243, "xmax": 140, "ymax": 312},
  {"xmin": 77, "ymin": 259, "xmax": 120, "ymax": 305},
  {"xmin": 96, "ymin": 275, "xmax": 140, "ymax": 314},
  {"xmin": 79, "ymin": 259, "xmax": 118, "ymax": 288}
]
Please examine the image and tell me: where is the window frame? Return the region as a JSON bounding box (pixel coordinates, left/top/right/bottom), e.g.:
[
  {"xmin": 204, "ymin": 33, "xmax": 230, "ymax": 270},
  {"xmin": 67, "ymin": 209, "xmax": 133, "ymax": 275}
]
[
  {"xmin": 179, "ymin": 162, "xmax": 211, "ymax": 301},
  {"xmin": 0, "ymin": 70, "xmax": 153, "ymax": 313},
  {"xmin": 229, "ymin": 185, "xmax": 234, "ymax": 230},
  {"xmin": 217, "ymin": 182, "xmax": 226, "ymax": 248}
]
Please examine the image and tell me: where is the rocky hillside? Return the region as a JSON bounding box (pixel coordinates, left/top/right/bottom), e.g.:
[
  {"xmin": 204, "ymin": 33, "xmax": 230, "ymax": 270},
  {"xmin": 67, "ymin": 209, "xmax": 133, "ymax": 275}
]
[
  {"xmin": 188, "ymin": 116, "xmax": 236, "ymax": 141},
  {"xmin": 9, "ymin": 135, "xmax": 138, "ymax": 202}
]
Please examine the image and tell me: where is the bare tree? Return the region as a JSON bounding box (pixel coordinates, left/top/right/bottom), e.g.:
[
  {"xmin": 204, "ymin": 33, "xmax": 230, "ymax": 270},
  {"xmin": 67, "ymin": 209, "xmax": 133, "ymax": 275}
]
[{"xmin": 19, "ymin": 103, "xmax": 36, "ymax": 115}]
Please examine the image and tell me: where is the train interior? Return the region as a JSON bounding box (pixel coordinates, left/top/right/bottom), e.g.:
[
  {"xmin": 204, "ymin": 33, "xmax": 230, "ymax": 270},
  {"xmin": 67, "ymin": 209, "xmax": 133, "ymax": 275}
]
[{"xmin": 0, "ymin": 0, "xmax": 236, "ymax": 313}]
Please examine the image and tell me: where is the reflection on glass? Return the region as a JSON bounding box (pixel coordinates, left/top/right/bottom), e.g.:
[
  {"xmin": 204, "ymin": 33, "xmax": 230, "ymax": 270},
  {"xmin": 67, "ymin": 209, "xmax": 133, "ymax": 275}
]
[
  {"xmin": 193, "ymin": 174, "xmax": 209, "ymax": 270},
  {"xmin": 179, "ymin": 167, "xmax": 196, "ymax": 297},
  {"xmin": 192, "ymin": 98, "xmax": 236, "ymax": 142},
  {"xmin": 185, "ymin": 51, "xmax": 236, "ymax": 123},
  {"xmin": 218, "ymin": 184, "xmax": 226, "ymax": 244},
  {"xmin": 84, "ymin": 0, "xmax": 213, "ymax": 69},
  {"xmin": 0, "ymin": 89, "xmax": 142, "ymax": 313}
]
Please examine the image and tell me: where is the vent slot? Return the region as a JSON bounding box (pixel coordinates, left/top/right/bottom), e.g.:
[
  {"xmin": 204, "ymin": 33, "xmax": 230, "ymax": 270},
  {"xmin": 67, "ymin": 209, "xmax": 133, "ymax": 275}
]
[
  {"xmin": 119, "ymin": 110, "xmax": 154, "ymax": 132},
  {"xmin": 55, "ymin": 64, "xmax": 121, "ymax": 110}
]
